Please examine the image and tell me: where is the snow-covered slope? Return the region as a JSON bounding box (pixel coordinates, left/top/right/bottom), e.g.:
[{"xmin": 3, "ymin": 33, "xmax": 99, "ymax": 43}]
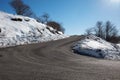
[
  {"xmin": 73, "ymin": 35, "xmax": 120, "ymax": 60},
  {"xmin": 0, "ymin": 11, "xmax": 68, "ymax": 47}
]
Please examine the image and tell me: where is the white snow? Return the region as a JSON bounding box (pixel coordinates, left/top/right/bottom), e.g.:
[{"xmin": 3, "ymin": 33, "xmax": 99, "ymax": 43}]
[
  {"xmin": 73, "ymin": 35, "xmax": 120, "ymax": 60},
  {"xmin": 117, "ymin": 44, "xmax": 120, "ymax": 47},
  {"xmin": 0, "ymin": 11, "xmax": 68, "ymax": 48}
]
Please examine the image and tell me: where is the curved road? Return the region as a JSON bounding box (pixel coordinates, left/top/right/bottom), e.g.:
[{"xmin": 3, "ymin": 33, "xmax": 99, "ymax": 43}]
[{"xmin": 0, "ymin": 36, "xmax": 120, "ymax": 80}]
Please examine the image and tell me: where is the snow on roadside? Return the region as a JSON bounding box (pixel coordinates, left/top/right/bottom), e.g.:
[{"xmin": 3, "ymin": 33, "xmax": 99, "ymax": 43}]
[
  {"xmin": 0, "ymin": 11, "xmax": 68, "ymax": 48},
  {"xmin": 72, "ymin": 35, "xmax": 120, "ymax": 60}
]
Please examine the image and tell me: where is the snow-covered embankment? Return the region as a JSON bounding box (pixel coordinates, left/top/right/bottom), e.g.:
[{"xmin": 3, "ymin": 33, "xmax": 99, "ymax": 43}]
[
  {"xmin": 72, "ymin": 35, "xmax": 120, "ymax": 60},
  {"xmin": 0, "ymin": 11, "xmax": 68, "ymax": 48}
]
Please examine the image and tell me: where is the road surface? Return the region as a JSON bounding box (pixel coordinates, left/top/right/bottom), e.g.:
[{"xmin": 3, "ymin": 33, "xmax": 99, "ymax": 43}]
[{"xmin": 0, "ymin": 36, "xmax": 120, "ymax": 80}]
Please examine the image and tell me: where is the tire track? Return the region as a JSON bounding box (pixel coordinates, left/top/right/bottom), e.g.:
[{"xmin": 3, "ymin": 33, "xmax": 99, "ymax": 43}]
[{"xmin": 0, "ymin": 36, "xmax": 120, "ymax": 80}]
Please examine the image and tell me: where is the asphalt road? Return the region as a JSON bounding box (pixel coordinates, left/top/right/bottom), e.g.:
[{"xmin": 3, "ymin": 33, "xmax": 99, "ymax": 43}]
[{"xmin": 0, "ymin": 36, "xmax": 120, "ymax": 80}]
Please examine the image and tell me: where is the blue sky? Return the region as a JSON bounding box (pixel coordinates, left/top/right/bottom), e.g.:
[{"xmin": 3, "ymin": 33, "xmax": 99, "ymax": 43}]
[{"xmin": 0, "ymin": 0, "xmax": 120, "ymax": 35}]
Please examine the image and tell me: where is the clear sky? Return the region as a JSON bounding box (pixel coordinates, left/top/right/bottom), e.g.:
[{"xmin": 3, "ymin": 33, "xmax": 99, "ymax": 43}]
[{"xmin": 0, "ymin": 0, "xmax": 120, "ymax": 35}]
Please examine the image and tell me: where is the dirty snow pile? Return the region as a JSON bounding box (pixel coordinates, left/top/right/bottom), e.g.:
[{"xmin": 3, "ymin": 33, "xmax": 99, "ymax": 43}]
[
  {"xmin": 0, "ymin": 11, "xmax": 68, "ymax": 48},
  {"xmin": 73, "ymin": 35, "xmax": 120, "ymax": 60}
]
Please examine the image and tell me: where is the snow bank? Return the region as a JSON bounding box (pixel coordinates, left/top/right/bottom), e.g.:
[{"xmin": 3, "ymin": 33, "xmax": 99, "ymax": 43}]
[
  {"xmin": 72, "ymin": 35, "xmax": 120, "ymax": 60},
  {"xmin": 0, "ymin": 11, "xmax": 68, "ymax": 48}
]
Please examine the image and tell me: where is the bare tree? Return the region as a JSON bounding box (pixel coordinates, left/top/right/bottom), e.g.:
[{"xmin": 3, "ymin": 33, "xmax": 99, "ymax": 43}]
[
  {"xmin": 39, "ymin": 13, "xmax": 50, "ymax": 24},
  {"xmin": 85, "ymin": 28, "xmax": 93, "ymax": 35},
  {"xmin": 94, "ymin": 21, "xmax": 104, "ymax": 38},
  {"xmin": 105, "ymin": 21, "xmax": 118, "ymax": 41},
  {"xmin": 85, "ymin": 21, "xmax": 119, "ymax": 43},
  {"xmin": 47, "ymin": 21, "xmax": 65, "ymax": 33},
  {"xmin": 10, "ymin": 0, "xmax": 34, "ymax": 17}
]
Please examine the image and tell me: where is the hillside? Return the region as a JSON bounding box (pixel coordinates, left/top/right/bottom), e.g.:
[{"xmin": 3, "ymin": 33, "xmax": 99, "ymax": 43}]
[
  {"xmin": 0, "ymin": 11, "xmax": 67, "ymax": 48},
  {"xmin": 73, "ymin": 35, "xmax": 120, "ymax": 60}
]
